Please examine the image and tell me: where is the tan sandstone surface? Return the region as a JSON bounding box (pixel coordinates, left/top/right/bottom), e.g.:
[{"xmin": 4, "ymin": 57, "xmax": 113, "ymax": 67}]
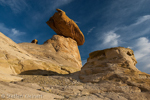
[
  {"xmin": 18, "ymin": 35, "xmax": 82, "ymax": 71},
  {"xmin": 1, "ymin": 32, "xmax": 150, "ymax": 100},
  {"xmin": 0, "ymin": 35, "xmax": 150, "ymax": 100},
  {"xmin": 0, "ymin": 32, "xmax": 81, "ymax": 82},
  {"xmin": 46, "ymin": 9, "xmax": 85, "ymax": 46}
]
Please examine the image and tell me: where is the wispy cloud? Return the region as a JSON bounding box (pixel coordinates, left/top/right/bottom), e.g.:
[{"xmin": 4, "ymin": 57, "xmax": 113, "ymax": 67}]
[
  {"xmin": 31, "ymin": 0, "xmax": 73, "ymax": 20},
  {"xmin": 96, "ymin": 15, "xmax": 150, "ymax": 45},
  {"xmin": 0, "ymin": 23, "xmax": 26, "ymax": 43},
  {"xmin": 102, "ymin": 31, "xmax": 120, "ymax": 47},
  {"xmin": 115, "ymin": 15, "xmax": 150, "ymax": 41},
  {"xmin": 98, "ymin": 0, "xmax": 150, "ymax": 33},
  {"xmin": 87, "ymin": 27, "xmax": 95, "ymax": 35},
  {"xmin": 131, "ymin": 37, "xmax": 150, "ymax": 73},
  {"xmin": 95, "ymin": 30, "xmax": 121, "ymax": 50},
  {"xmin": 133, "ymin": 15, "xmax": 150, "ymax": 25},
  {"xmin": 11, "ymin": 28, "xmax": 19, "ymax": 35},
  {"xmin": 0, "ymin": 0, "xmax": 28, "ymax": 13},
  {"xmin": 50, "ymin": 0, "xmax": 73, "ymax": 10},
  {"xmin": 133, "ymin": 37, "xmax": 150, "ymax": 60},
  {"xmin": 25, "ymin": 0, "xmax": 73, "ymax": 28},
  {"xmin": 74, "ymin": 21, "xmax": 81, "ymax": 24},
  {"xmin": 94, "ymin": 14, "xmax": 150, "ymax": 73}
]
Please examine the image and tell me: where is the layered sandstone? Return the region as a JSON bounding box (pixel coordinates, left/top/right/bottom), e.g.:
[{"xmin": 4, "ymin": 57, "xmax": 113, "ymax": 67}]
[
  {"xmin": 43, "ymin": 35, "xmax": 82, "ymax": 68},
  {"xmin": 46, "ymin": 9, "xmax": 85, "ymax": 45},
  {"xmin": 0, "ymin": 32, "xmax": 81, "ymax": 82},
  {"xmin": 19, "ymin": 35, "xmax": 82, "ymax": 70},
  {"xmin": 79, "ymin": 47, "xmax": 150, "ymax": 91},
  {"xmin": 1, "ymin": 32, "xmax": 150, "ymax": 100}
]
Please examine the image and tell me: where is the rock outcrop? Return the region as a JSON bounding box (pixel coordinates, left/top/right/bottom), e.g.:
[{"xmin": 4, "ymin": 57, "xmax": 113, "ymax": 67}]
[
  {"xmin": 0, "ymin": 32, "xmax": 34, "ymax": 82},
  {"xmin": 43, "ymin": 35, "xmax": 82, "ymax": 68},
  {"xmin": 46, "ymin": 9, "xmax": 85, "ymax": 45},
  {"xmin": 31, "ymin": 39, "xmax": 38, "ymax": 44},
  {"xmin": 0, "ymin": 32, "xmax": 81, "ymax": 82},
  {"xmin": 79, "ymin": 47, "xmax": 150, "ymax": 91},
  {"xmin": 1, "ymin": 32, "xmax": 150, "ymax": 100},
  {"xmin": 19, "ymin": 35, "xmax": 82, "ymax": 71}
]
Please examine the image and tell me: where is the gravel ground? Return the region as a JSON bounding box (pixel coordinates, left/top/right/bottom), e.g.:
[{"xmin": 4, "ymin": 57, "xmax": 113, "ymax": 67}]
[{"xmin": 18, "ymin": 73, "xmax": 83, "ymax": 87}]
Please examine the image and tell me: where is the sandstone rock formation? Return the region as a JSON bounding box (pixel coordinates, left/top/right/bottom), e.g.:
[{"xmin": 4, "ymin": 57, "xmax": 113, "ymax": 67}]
[
  {"xmin": 79, "ymin": 47, "xmax": 150, "ymax": 92},
  {"xmin": 0, "ymin": 32, "xmax": 34, "ymax": 82},
  {"xmin": 1, "ymin": 33, "xmax": 150, "ymax": 100},
  {"xmin": 43, "ymin": 35, "xmax": 82, "ymax": 68},
  {"xmin": 0, "ymin": 32, "xmax": 81, "ymax": 82},
  {"xmin": 19, "ymin": 35, "xmax": 82, "ymax": 71},
  {"xmin": 31, "ymin": 39, "xmax": 38, "ymax": 44},
  {"xmin": 46, "ymin": 9, "xmax": 85, "ymax": 45}
]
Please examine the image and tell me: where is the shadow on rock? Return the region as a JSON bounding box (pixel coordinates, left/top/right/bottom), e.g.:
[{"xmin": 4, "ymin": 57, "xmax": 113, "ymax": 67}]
[{"xmin": 19, "ymin": 69, "xmax": 60, "ymax": 76}]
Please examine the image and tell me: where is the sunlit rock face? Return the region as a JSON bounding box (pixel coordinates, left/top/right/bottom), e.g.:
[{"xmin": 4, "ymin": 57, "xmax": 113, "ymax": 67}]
[
  {"xmin": 46, "ymin": 9, "xmax": 85, "ymax": 46},
  {"xmin": 43, "ymin": 35, "xmax": 82, "ymax": 69},
  {"xmin": 18, "ymin": 35, "xmax": 82, "ymax": 75},
  {"xmin": 79, "ymin": 47, "xmax": 150, "ymax": 91},
  {"xmin": 0, "ymin": 32, "xmax": 82, "ymax": 82}
]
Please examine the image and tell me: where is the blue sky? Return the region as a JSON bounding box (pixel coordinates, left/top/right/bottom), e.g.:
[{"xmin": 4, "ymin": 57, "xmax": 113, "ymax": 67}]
[{"xmin": 0, "ymin": 0, "xmax": 150, "ymax": 73}]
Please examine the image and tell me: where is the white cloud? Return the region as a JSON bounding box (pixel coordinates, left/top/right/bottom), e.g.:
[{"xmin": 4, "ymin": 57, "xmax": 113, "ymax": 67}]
[
  {"xmin": 0, "ymin": 0, "xmax": 28, "ymax": 13},
  {"xmin": 127, "ymin": 47, "xmax": 133, "ymax": 49},
  {"xmin": 133, "ymin": 15, "xmax": 150, "ymax": 25},
  {"xmin": 116, "ymin": 15, "xmax": 150, "ymax": 41},
  {"xmin": 11, "ymin": 28, "xmax": 19, "ymax": 35},
  {"xmin": 130, "ymin": 37, "xmax": 150, "ymax": 73},
  {"xmin": 104, "ymin": 0, "xmax": 149, "ymax": 25},
  {"xmin": 87, "ymin": 27, "xmax": 95, "ymax": 35},
  {"xmin": 96, "ymin": 15, "xmax": 150, "ymax": 43},
  {"xmin": 94, "ymin": 15, "xmax": 150, "ymax": 73},
  {"xmin": 102, "ymin": 31, "xmax": 120, "ymax": 47},
  {"xmin": 0, "ymin": 23, "xmax": 26, "ymax": 42},
  {"xmin": 133, "ymin": 37, "xmax": 150, "ymax": 60}
]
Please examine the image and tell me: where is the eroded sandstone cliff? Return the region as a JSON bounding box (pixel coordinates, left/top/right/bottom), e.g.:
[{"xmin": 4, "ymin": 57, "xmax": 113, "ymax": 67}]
[
  {"xmin": 0, "ymin": 32, "xmax": 82, "ymax": 82},
  {"xmin": 79, "ymin": 47, "xmax": 150, "ymax": 92}
]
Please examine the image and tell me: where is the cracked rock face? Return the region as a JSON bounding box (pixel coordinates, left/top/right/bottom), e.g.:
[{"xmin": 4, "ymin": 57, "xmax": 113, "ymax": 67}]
[{"xmin": 46, "ymin": 9, "xmax": 85, "ymax": 45}]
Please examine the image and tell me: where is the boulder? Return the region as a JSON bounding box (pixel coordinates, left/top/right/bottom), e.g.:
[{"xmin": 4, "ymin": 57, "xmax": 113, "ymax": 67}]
[
  {"xmin": 79, "ymin": 47, "xmax": 150, "ymax": 91},
  {"xmin": 46, "ymin": 9, "xmax": 85, "ymax": 45},
  {"xmin": 31, "ymin": 39, "xmax": 38, "ymax": 44}
]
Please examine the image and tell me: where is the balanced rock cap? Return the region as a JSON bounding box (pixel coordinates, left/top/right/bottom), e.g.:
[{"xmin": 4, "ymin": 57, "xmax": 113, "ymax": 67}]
[
  {"xmin": 46, "ymin": 9, "xmax": 85, "ymax": 46},
  {"xmin": 31, "ymin": 39, "xmax": 38, "ymax": 44}
]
